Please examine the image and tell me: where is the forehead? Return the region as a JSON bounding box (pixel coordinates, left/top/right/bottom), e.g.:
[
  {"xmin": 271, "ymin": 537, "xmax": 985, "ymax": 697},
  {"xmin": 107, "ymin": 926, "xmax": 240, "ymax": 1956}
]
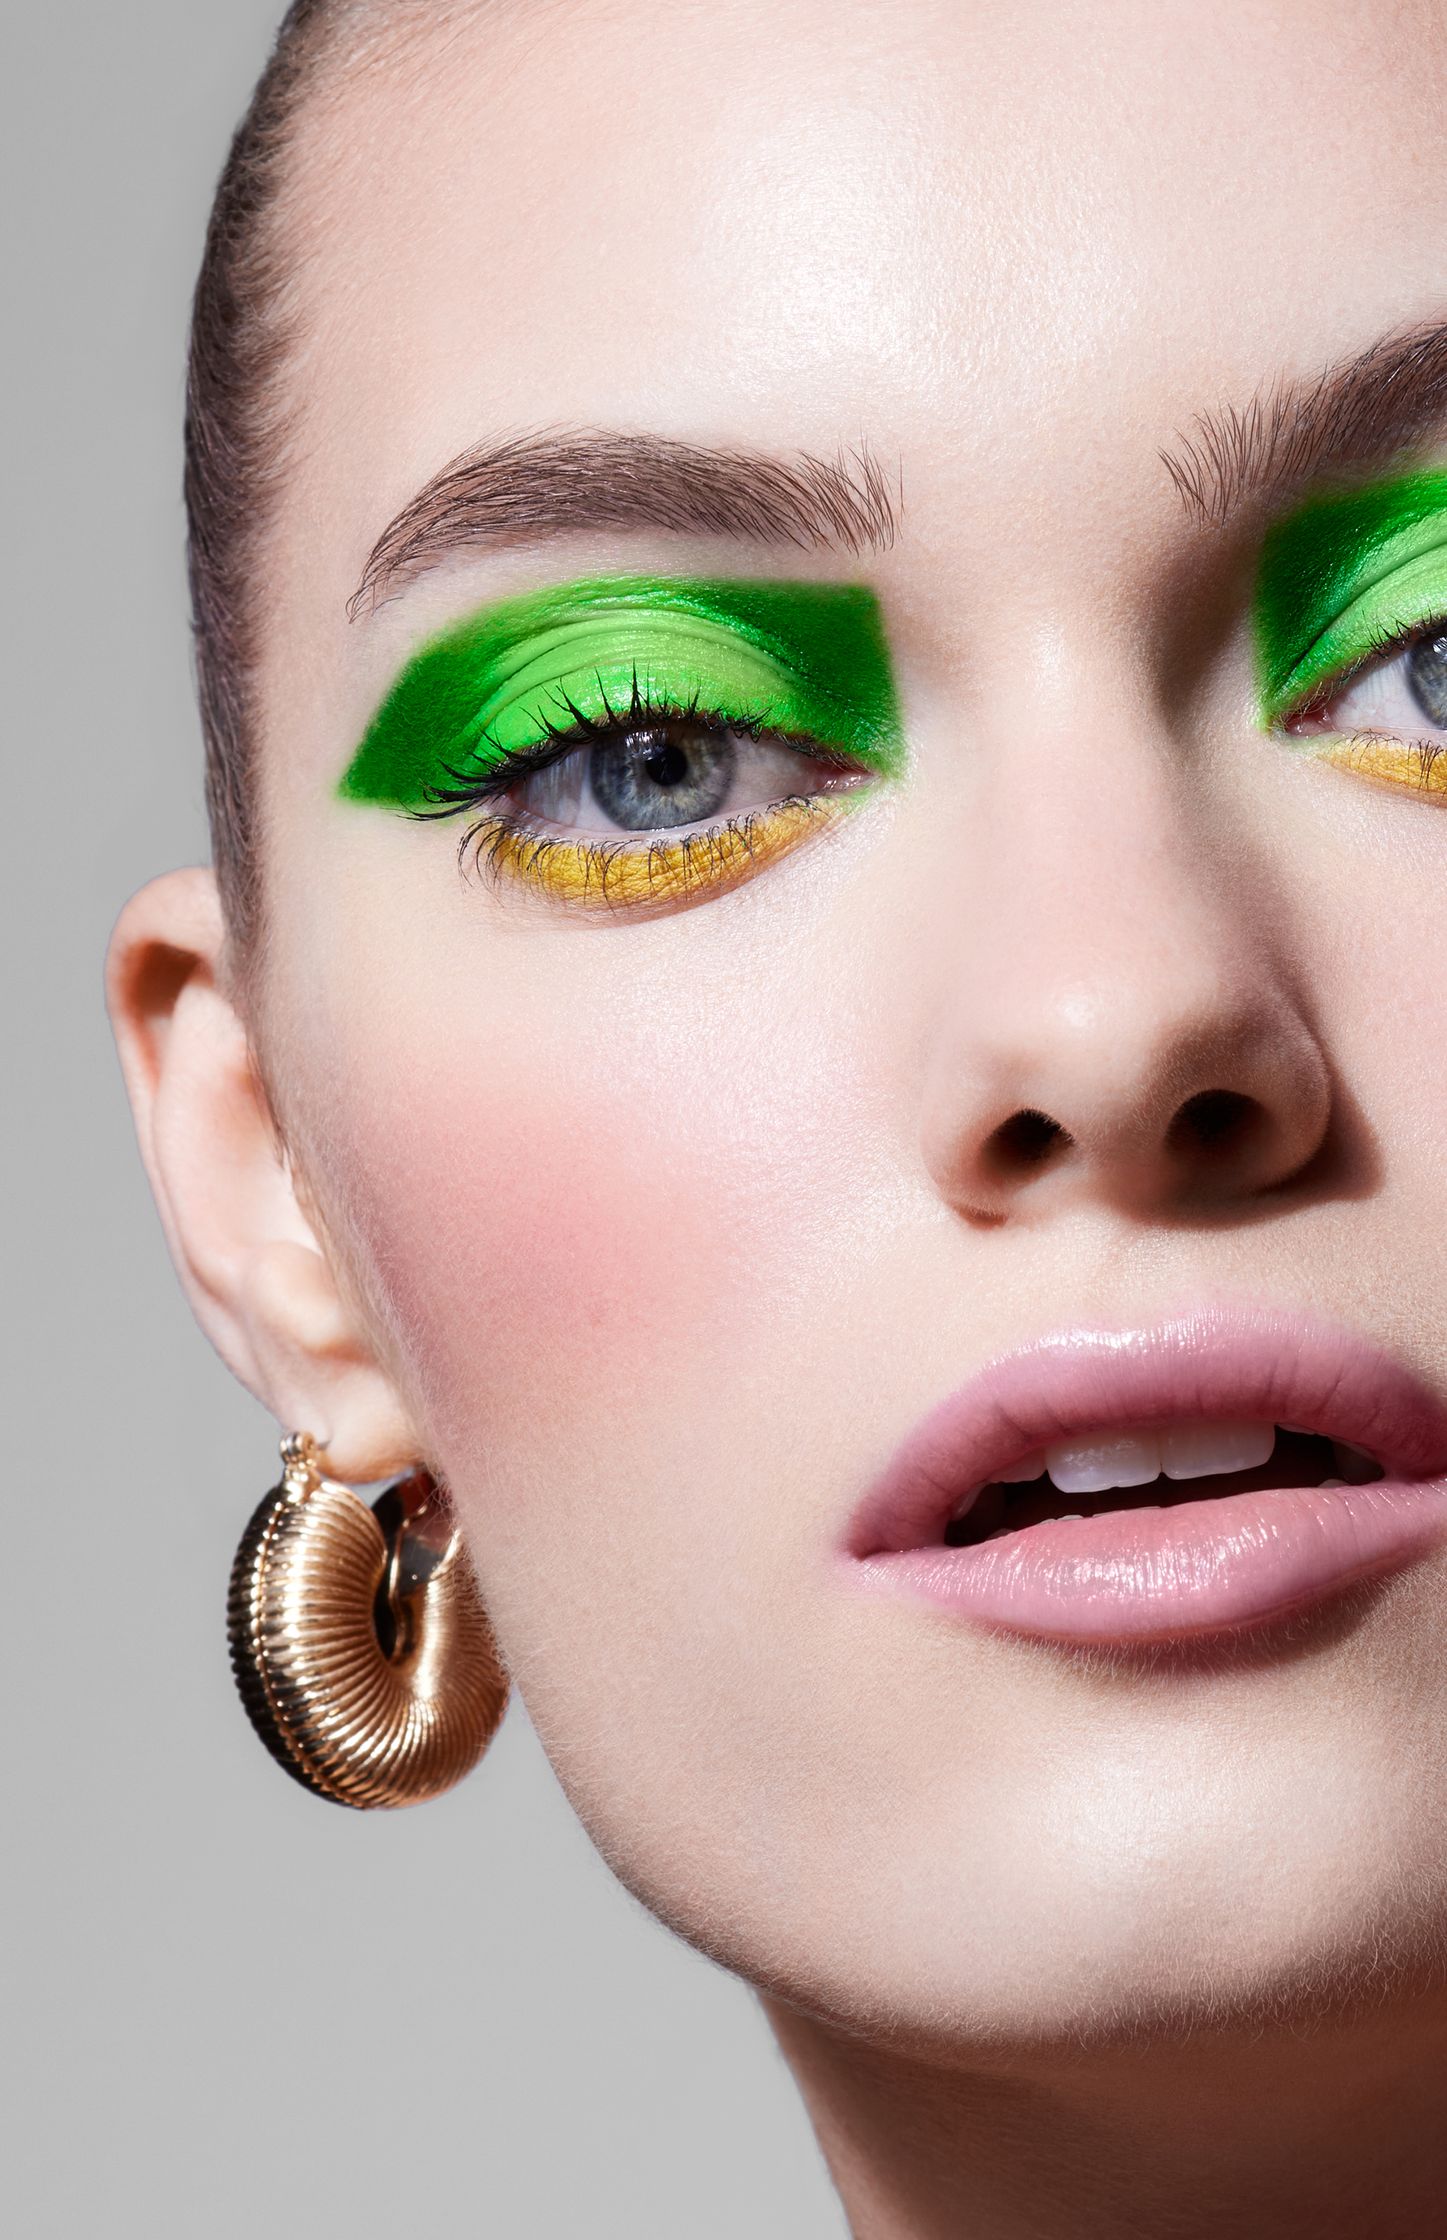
[{"xmin": 272, "ymin": 0, "xmax": 1447, "ymax": 650}]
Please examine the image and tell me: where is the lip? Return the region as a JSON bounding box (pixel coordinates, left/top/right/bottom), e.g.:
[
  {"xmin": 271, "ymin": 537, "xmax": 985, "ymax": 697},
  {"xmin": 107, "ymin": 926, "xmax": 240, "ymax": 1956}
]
[{"xmin": 846, "ymin": 1307, "xmax": 1447, "ymax": 1642}]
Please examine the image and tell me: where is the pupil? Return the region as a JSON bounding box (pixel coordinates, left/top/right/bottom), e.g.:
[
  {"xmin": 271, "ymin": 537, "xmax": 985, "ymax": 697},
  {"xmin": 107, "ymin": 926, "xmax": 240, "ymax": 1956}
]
[{"xmin": 643, "ymin": 740, "xmax": 691, "ymax": 788}]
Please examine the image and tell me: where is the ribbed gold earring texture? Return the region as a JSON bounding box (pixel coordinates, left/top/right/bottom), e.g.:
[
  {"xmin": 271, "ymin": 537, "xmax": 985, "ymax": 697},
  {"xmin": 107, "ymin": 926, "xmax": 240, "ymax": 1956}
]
[{"xmin": 227, "ymin": 1437, "xmax": 508, "ymax": 1809}]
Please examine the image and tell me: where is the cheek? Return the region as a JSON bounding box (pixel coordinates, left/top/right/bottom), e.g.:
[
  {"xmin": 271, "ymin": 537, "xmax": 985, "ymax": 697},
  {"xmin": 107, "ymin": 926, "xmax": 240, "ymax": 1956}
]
[
  {"xmin": 309, "ymin": 932, "xmax": 901, "ymax": 1586},
  {"xmin": 352, "ymin": 1041, "xmax": 748, "ymax": 1461},
  {"xmin": 1299, "ymin": 839, "xmax": 1447, "ymax": 1178}
]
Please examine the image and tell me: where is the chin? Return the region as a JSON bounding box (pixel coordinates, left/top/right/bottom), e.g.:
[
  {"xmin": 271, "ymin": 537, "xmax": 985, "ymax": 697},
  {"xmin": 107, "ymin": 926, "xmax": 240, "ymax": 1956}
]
[
  {"xmin": 540, "ymin": 1616, "xmax": 1447, "ymax": 2065},
  {"xmin": 687, "ymin": 1858, "xmax": 1447, "ymax": 2065}
]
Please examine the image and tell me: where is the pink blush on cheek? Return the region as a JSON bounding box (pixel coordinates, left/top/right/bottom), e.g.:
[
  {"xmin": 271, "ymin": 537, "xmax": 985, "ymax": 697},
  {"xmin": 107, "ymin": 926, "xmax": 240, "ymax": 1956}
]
[
  {"xmin": 328, "ymin": 1041, "xmax": 770, "ymax": 1517},
  {"xmin": 288, "ymin": 890, "xmax": 885, "ymax": 1574}
]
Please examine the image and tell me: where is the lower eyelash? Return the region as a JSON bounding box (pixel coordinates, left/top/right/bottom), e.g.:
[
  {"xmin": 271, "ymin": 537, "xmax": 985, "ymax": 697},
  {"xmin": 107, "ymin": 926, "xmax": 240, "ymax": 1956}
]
[
  {"xmin": 1302, "ymin": 729, "xmax": 1447, "ymax": 798},
  {"xmin": 458, "ymin": 795, "xmax": 831, "ymax": 908}
]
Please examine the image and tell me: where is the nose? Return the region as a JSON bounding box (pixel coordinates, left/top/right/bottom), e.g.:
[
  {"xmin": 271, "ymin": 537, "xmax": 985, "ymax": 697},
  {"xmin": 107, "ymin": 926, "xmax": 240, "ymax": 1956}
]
[{"xmin": 917, "ymin": 729, "xmax": 1333, "ymax": 1224}]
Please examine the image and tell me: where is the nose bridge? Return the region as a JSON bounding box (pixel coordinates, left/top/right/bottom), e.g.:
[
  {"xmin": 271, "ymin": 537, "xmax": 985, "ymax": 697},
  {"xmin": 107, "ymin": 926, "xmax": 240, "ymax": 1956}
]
[
  {"xmin": 984, "ymin": 726, "xmax": 1250, "ymax": 1091},
  {"xmin": 918, "ymin": 711, "xmax": 1331, "ymax": 1219}
]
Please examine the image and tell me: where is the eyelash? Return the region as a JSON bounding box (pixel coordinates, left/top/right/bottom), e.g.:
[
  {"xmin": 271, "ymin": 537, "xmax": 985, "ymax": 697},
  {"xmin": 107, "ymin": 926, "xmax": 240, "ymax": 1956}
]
[
  {"xmin": 409, "ymin": 679, "xmax": 859, "ymax": 907},
  {"xmin": 1284, "ymin": 608, "xmax": 1446, "ymax": 727}
]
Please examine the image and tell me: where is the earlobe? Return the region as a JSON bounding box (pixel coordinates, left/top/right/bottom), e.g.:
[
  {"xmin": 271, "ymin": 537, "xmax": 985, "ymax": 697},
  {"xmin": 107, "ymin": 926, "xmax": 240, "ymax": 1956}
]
[{"xmin": 105, "ymin": 867, "xmax": 418, "ymax": 1480}]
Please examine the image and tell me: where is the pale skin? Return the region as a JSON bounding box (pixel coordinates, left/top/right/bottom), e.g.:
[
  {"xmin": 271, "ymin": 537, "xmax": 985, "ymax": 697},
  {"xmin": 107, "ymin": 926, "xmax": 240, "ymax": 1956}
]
[{"xmin": 108, "ymin": 1, "xmax": 1447, "ymax": 2233}]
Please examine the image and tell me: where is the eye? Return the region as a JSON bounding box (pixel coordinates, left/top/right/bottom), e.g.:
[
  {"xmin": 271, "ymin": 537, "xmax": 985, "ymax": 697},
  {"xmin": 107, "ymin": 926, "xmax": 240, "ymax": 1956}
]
[
  {"xmin": 433, "ymin": 700, "xmax": 876, "ymax": 912},
  {"xmin": 1290, "ymin": 623, "xmax": 1447, "ymax": 744},
  {"xmin": 511, "ymin": 717, "xmax": 851, "ymax": 835},
  {"xmin": 339, "ymin": 577, "xmax": 905, "ymax": 911}
]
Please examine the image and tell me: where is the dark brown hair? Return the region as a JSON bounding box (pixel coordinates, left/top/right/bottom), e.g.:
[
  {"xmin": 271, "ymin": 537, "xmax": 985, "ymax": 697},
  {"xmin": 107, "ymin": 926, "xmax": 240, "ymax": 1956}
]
[{"xmin": 185, "ymin": 0, "xmax": 347, "ymax": 962}]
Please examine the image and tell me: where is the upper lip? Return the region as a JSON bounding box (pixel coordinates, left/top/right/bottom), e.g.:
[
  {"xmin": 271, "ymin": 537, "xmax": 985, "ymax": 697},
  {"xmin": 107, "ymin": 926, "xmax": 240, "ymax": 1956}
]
[{"xmin": 848, "ymin": 1305, "xmax": 1447, "ymax": 1556}]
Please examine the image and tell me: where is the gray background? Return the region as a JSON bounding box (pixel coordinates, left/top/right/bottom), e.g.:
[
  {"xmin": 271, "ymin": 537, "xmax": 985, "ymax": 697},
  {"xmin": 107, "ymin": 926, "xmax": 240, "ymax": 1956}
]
[{"xmin": 5, "ymin": 7, "xmax": 841, "ymax": 2232}]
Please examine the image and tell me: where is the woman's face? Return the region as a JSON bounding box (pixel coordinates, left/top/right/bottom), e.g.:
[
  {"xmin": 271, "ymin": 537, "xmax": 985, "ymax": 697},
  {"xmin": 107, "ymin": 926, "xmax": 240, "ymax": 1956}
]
[{"xmin": 245, "ymin": 0, "xmax": 1447, "ymax": 2043}]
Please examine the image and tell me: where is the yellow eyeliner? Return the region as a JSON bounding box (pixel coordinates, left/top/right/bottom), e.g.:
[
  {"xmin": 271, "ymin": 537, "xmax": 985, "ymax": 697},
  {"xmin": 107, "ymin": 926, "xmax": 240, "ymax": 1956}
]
[
  {"xmin": 1304, "ymin": 733, "xmax": 1447, "ymax": 799},
  {"xmin": 471, "ymin": 797, "xmax": 830, "ymax": 909}
]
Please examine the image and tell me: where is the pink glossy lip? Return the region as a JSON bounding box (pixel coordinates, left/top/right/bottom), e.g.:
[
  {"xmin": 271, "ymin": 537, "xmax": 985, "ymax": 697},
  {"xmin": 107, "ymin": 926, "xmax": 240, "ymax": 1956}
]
[{"xmin": 847, "ymin": 1308, "xmax": 1447, "ymax": 1642}]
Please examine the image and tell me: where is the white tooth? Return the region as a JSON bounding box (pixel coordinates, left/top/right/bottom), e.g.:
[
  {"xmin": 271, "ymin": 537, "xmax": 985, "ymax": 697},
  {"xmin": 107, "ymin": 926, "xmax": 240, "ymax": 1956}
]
[
  {"xmin": 1161, "ymin": 1420, "xmax": 1274, "ymax": 1482},
  {"xmin": 995, "ymin": 1452, "xmax": 1044, "ymax": 1483},
  {"xmin": 1319, "ymin": 1478, "xmax": 1345, "ymax": 1488},
  {"xmin": 1059, "ymin": 1513, "xmax": 1084, "ymax": 1521},
  {"xmin": 1045, "ymin": 1432, "xmax": 1161, "ymax": 1495}
]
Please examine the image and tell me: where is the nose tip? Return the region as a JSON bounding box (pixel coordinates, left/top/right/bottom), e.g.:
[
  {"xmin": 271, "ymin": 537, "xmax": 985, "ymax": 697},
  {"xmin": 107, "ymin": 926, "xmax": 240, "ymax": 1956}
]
[
  {"xmin": 914, "ymin": 699, "xmax": 1339, "ymax": 1229},
  {"xmin": 929, "ymin": 1007, "xmax": 1332, "ymax": 1223}
]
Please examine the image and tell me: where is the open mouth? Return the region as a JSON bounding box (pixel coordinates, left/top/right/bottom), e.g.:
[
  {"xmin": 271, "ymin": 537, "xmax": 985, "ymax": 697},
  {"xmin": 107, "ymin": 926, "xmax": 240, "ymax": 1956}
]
[
  {"xmin": 847, "ymin": 1309, "xmax": 1447, "ymax": 1642},
  {"xmin": 942, "ymin": 1421, "xmax": 1385, "ymax": 1547}
]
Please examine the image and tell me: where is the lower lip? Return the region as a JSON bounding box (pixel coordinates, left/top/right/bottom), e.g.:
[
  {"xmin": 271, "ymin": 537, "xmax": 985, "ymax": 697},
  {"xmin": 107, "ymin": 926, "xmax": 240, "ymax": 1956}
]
[{"xmin": 853, "ymin": 1480, "xmax": 1447, "ymax": 1642}]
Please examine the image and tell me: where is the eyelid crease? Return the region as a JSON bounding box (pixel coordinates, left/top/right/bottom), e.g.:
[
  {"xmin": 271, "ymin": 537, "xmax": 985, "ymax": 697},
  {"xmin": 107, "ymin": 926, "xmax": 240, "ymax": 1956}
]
[
  {"xmin": 1266, "ymin": 535, "xmax": 1447, "ymax": 720},
  {"xmin": 1256, "ymin": 470, "xmax": 1447, "ymax": 722},
  {"xmin": 466, "ymin": 611, "xmax": 802, "ymax": 758}
]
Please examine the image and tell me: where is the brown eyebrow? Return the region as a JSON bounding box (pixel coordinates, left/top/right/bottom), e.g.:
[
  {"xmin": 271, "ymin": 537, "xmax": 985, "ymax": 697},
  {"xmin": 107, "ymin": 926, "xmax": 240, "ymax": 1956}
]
[
  {"xmin": 1160, "ymin": 319, "xmax": 1447, "ymax": 526},
  {"xmin": 348, "ymin": 429, "xmax": 901, "ymax": 617}
]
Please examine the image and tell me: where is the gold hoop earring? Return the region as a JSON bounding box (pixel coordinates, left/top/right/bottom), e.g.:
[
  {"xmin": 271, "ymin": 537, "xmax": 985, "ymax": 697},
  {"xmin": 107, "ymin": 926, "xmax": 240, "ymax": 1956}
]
[{"xmin": 226, "ymin": 1433, "xmax": 508, "ymax": 1809}]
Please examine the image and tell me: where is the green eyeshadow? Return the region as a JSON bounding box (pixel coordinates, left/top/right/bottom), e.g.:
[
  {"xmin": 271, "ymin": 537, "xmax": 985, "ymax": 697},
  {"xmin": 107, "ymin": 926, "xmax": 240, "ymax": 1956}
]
[
  {"xmin": 338, "ymin": 576, "xmax": 902, "ymax": 809},
  {"xmin": 1255, "ymin": 470, "xmax": 1447, "ymax": 723}
]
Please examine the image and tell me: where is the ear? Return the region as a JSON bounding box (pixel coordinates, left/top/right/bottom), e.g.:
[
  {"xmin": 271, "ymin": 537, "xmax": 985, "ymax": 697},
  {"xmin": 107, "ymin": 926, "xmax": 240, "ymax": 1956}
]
[{"xmin": 106, "ymin": 866, "xmax": 417, "ymax": 1480}]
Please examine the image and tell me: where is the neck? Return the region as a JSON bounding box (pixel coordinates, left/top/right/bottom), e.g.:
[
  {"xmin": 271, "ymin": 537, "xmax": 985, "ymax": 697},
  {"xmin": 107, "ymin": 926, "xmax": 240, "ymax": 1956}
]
[{"xmin": 764, "ymin": 1991, "xmax": 1447, "ymax": 2240}]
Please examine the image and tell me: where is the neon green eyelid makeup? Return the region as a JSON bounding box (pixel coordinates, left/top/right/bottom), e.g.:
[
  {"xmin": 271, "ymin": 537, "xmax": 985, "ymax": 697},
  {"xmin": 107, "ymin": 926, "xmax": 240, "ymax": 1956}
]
[
  {"xmin": 338, "ymin": 575, "xmax": 903, "ymax": 809},
  {"xmin": 1254, "ymin": 469, "xmax": 1447, "ymax": 723}
]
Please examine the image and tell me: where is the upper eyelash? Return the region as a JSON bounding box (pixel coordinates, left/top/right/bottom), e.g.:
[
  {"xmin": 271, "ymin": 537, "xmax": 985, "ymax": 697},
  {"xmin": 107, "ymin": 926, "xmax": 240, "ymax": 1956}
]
[
  {"xmin": 407, "ymin": 672, "xmax": 856, "ymax": 823},
  {"xmin": 1286, "ymin": 608, "xmax": 1447, "ymax": 725}
]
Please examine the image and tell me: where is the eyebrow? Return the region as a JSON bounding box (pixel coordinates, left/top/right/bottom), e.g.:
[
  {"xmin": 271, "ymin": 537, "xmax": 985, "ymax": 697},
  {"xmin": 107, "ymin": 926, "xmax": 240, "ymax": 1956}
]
[
  {"xmin": 1161, "ymin": 319, "xmax": 1447, "ymax": 526},
  {"xmin": 348, "ymin": 430, "xmax": 900, "ymax": 617}
]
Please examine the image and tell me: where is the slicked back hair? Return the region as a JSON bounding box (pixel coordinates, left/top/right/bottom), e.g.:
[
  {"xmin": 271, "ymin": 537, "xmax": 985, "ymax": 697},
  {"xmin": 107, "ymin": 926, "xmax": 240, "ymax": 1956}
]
[{"xmin": 185, "ymin": 0, "xmax": 354, "ymax": 967}]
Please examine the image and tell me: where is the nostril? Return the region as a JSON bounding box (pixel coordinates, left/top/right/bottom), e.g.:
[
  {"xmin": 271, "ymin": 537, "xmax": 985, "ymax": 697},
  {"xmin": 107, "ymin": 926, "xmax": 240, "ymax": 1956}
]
[
  {"xmin": 1165, "ymin": 1087, "xmax": 1265, "ymax": 1164},
  {"xmin": 982, "ymin": 1107, "xmax": 1073, "ymax": 1181}
]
